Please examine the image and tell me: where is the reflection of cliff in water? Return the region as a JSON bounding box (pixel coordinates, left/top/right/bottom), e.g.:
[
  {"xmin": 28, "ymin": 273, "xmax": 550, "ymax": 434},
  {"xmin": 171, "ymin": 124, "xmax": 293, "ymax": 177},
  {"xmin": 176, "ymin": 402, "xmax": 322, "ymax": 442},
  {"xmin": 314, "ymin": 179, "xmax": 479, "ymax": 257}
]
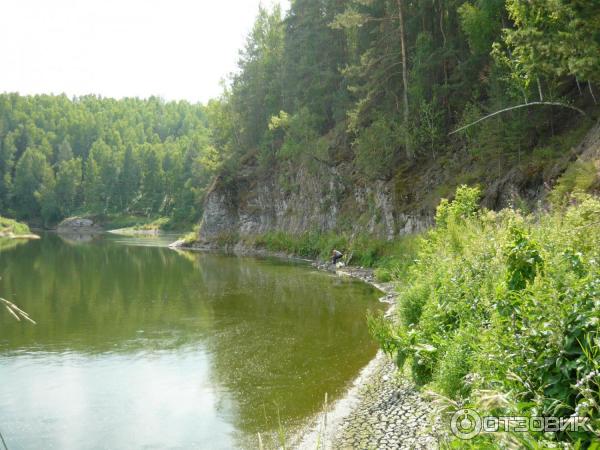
[
  {"xmin": 186, "ymin": 253, "xmax": 381, "ymax": 437},
  {"xmin": 57, "ymin": 232, "xmax": 102, "ymax": 244},
  {"xmin": 0, "ymin": 234, "xmax": 381, "ymax": 444}
]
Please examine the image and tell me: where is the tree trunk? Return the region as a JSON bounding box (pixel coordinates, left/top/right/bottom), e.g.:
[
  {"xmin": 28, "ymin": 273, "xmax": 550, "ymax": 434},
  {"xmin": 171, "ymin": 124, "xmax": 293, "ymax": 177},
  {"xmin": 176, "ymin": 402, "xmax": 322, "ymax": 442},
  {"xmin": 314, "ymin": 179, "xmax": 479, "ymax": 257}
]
[
  {"xmin": 589, "ymin": 81, "xmax": 598, "ymax": 105},
  {"xmin": 396, "ymin": 0, "xmax": 411, "ymax": 157}
]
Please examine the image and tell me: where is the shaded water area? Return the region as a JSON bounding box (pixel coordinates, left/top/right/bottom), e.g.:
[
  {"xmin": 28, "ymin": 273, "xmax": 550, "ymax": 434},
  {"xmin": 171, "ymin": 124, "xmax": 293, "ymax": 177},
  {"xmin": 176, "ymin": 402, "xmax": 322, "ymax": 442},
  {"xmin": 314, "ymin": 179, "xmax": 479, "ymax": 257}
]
[{"xmin": 0, "ymin": 233, "xmax": 381, "ymax": 449}]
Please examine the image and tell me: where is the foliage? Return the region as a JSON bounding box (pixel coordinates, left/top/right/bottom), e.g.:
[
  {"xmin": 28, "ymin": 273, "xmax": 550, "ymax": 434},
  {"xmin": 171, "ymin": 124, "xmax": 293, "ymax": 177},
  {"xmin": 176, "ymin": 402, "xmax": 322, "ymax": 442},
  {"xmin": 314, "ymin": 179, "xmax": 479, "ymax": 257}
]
[
  {"xmin": 550, "ymin": 161, "xmax": 600, "ymax": 206},
  {"xmin": 369, "ymin": 186, "xmax": 600, "ymax": 447},
  {"xmin": 458, "ymin": 0, "xmax": 505, "ymax": 56},
  {"xmin": 132, "ymin": 217, "xmax": 170, "ymax": 231},
  {"xmin": 504, "ymin": 223, "xmax": 543, "ymax": 291},
  {"xmin": 181, "ymin": 224, "xmax": 201, "ymax": 245},
  {"xmin": 0, "ymin": 216, "xmax": 31, "ymax": 235},
  {"xmin": 208, "ymin": 0, "xmax": 599, "ymax": 190},
  {"xmin": 353, "ymin": 113, "xmax": 404, "ymax": 180},
  {"xmin": 500, "ymin": 0, "xmax": 600, "ymax": 89},
  {"xmin": 251, "ymin": 230, "xmax": 420, "ymax": 273},
  {"xmin": 434, "ymin": 184, "xmax": 481, "ymax": 228},
  {"xmin": 0, "ymin": 94, "xmax": 220, "ymax": 226}
]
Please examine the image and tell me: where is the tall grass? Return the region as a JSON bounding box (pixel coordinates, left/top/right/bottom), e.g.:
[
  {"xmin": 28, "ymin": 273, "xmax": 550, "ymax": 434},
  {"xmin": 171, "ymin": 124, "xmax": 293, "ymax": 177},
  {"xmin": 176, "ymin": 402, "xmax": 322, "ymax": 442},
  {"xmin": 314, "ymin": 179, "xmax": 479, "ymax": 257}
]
[
  {"xmin": 0, "ymin": 216, "xmax": 31, "ymax": 235},
  {"xmin": 368, "ymin": 186, "xmax": 600, "ymax": 448},
  {"xmin": 250, "ymin": 230, "xmax": 420, "ymax": 275}
]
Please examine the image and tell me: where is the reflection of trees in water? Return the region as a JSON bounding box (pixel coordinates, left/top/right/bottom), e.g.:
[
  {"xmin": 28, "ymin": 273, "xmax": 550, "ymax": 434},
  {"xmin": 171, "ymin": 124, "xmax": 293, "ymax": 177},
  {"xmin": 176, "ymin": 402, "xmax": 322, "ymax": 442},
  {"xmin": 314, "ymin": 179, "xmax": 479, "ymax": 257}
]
[
  {"xmin": 0, "ymin": 237, "xmax": 381, "ymax": 442},
  {"xmin": 0, "ymin": 234, "xmax": 215, "ymax": 352},
  {"xmin": 189, "ymin": 254, "xmax": 381, "ymax": 438}
]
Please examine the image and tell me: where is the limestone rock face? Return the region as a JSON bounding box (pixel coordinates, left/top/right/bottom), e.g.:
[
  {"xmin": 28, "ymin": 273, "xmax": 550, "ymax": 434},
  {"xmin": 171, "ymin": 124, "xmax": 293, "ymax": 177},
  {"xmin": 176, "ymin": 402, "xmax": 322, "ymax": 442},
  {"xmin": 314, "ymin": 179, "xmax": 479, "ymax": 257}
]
[
  {"xmin": 194, "ymin": 120, "xmax": 600, "ymax": 247},
  {"xmin": 196, "ymin": 160, "xmax": 432, "ymax": 246},
  {"xmin": 57, "ymin": 217, "xmax": 102, "ymax": 233}
]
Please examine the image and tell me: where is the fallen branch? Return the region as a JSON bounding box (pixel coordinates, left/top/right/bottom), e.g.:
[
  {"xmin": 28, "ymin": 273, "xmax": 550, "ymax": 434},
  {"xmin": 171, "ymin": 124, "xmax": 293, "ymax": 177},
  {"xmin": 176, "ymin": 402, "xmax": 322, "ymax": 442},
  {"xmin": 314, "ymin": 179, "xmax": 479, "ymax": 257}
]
[
  {"xmin": 1, "ymin": 297, "xmax": 36, "ymax": 324},
  {"xmin": 449, "ymin": 102, "xmax": 587, "ymax": 136}
]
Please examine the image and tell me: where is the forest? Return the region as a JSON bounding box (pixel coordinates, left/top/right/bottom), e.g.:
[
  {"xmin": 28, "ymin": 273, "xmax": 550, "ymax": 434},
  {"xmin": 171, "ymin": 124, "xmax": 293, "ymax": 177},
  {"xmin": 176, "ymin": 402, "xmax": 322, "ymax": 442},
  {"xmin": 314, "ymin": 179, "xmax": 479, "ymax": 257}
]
[
  {"xmin": 214, "ymin": 0, "xmax": 599, "ymax": 184},
  {"xmin": 0, "ymin": 95, "xmax": 219, "ymax": 227},
  {"xmin": 1, "ymin": 1, "xmax": 600, "ymax": 448},
  {"xmin": 1, "ymin": 1, "xmax": 598, "ymax": 230}
]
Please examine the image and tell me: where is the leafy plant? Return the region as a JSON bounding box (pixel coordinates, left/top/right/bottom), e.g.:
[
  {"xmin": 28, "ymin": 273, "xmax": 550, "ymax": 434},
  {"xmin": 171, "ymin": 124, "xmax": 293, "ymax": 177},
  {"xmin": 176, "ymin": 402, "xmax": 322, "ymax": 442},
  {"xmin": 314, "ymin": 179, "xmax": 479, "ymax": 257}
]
[{"xmin": 369, "ymin": 185, "xmax": 600, "ymax": 447}]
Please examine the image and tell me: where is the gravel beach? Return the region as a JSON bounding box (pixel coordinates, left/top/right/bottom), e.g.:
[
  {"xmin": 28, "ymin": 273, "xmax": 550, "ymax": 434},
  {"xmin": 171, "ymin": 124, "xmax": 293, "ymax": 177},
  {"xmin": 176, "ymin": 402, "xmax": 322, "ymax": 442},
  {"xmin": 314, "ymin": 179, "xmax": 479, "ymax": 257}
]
[{"xmin": 297, "ymin": 264, "xmax": 441, "ymax": 450}]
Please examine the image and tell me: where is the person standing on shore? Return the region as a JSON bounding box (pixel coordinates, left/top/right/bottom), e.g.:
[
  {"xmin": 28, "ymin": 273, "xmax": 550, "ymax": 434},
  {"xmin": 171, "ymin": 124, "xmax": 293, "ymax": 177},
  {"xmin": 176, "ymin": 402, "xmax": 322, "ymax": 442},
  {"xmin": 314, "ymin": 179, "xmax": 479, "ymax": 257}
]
[{"xmin": 331, "ymin": 249, "xmax": 343, "ymax": 265}]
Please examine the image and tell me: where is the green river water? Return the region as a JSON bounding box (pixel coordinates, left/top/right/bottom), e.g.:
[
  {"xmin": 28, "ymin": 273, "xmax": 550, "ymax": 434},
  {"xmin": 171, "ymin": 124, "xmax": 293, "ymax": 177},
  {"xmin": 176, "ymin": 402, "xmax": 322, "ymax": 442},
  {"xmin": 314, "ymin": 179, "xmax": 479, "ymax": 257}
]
[{"xmin": 0, "ymin": 233, "xmax": 381, "ymax": 449}]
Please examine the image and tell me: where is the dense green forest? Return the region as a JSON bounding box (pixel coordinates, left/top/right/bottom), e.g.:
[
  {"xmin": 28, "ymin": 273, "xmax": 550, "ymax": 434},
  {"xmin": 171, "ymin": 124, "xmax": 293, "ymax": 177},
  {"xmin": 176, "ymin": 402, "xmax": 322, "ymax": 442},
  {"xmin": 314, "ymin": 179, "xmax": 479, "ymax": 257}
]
[
  {"xmin": 1, "ymin": 1, "xmax": 598, "ymax": 229},
  {"xmin": 210, "ymin": 0, "xmax": 599, "ymax": 184},
  {"xmin": 0, "ymin": 95, "xmax": 219, "ymax": 227}
]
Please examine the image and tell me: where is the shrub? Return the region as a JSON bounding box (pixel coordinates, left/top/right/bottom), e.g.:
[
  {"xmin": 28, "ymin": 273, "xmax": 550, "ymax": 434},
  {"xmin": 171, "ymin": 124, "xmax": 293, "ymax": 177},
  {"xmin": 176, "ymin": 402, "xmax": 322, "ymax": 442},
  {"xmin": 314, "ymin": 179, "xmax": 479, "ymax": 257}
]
[
  {"xmin": 0, "ymin": 216, "xmax": 31, "ymax": 235},
  {"xmin": 434, "ymin": 184, "xmax": 481, "ymax": 227},
  {"xmin": 369, "ymin": 185, "xmax": 600, "ymax": 447},
  {"xmin": 374, "ymin": 267, "xmax": 392, "ymax": 282},
  {"xmin": 397, "ymin": 282, "xmax": 430, "ymax": 327},
  {"xmin": 550, "ymin": 161, "xmax": 599, "ymax": 206}
]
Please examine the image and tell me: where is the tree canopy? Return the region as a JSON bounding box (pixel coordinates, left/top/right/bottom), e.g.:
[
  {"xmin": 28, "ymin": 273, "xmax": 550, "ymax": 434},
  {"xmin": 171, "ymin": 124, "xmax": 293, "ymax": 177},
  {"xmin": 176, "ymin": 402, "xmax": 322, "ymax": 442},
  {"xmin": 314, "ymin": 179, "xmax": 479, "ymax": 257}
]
[
  {"xmin": 1, "ymin": 1, "xmax": 598, "ymax": 226},
  {"xmin": 211, "ymin": 0, "xmax": 599, "ymax": 181},
  {"xmin": 0, "ymin": 94, "xmax": 218, "ymax": 226}
]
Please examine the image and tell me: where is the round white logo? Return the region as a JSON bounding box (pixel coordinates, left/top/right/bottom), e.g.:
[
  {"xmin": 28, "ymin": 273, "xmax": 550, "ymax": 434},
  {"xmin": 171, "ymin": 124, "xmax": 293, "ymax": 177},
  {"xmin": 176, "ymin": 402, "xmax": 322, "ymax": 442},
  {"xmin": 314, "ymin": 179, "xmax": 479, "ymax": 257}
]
[{"xmin": 450, "ymin": 408, "xmax": 482, "ymax": 439}]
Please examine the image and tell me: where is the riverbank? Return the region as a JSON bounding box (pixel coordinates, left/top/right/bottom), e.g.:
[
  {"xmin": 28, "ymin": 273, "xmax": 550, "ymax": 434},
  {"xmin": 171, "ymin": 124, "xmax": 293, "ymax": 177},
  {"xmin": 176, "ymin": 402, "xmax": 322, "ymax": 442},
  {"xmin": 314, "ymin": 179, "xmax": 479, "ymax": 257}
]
[
  {"xmin": 108, "ymin": 228, "xmax": 161, "ymax": 236},
  {"xmin": 170, "ymin": 241, "xmax": 441, "ymax": 448},
  {"xmin": 0, "ymin": 216, "xmax": 40, "ymax": 241},
  {"xmin": 170, "ymin": 240, "xmax": 441, "ymax": 447},
  {"xmin": 54, "ymin": 215, "xmax": 192, "ymax": 235},
  {"xmin": 297, "ymin": 265, "xmax": 439, "ymax": 450},
  {"xmin": 170, "ymin": 231, "xmax": 421, "ymax": 285}
]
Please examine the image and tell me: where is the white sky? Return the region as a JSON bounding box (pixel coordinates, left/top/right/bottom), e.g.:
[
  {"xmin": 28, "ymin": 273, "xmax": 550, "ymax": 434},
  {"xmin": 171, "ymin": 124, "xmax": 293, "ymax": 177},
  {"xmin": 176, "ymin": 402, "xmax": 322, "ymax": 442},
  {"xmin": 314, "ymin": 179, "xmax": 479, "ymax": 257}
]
[{"xmin": 0, "ymin": 0, "xmax": 288, "ymax": 104}]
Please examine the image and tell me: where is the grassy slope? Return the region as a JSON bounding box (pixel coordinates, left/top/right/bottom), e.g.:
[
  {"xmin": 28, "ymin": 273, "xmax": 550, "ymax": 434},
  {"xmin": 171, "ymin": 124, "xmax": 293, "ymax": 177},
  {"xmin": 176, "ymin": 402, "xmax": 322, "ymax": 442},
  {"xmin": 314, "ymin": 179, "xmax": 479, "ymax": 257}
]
[
  {"xmin": 61, "ymin": 213, "xmax": 192, "ymax": 233},
  {"xmin": 369, "ymin": 186, "xmax": 600, "ymax": 448},
  {"xmin": 0, "ymin": 216, "xmax": 31, "ymax": 236}
]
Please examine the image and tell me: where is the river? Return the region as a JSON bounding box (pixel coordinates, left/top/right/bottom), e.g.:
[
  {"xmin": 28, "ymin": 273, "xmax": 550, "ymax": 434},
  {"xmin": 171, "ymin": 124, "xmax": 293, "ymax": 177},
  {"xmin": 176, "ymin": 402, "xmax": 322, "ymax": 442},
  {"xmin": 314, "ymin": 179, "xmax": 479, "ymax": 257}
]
[{"xmin": 0, "ymin": 233, "xmax": 381, "ymax": 449}]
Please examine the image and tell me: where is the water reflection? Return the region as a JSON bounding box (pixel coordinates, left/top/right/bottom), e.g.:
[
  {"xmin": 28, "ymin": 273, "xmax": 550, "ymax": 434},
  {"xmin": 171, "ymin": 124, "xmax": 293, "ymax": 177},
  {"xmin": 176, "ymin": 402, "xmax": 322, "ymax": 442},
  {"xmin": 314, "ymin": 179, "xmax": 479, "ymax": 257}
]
[{"xmin": 0, "ymin": 233, "xmax": 381, "ymax": 449}]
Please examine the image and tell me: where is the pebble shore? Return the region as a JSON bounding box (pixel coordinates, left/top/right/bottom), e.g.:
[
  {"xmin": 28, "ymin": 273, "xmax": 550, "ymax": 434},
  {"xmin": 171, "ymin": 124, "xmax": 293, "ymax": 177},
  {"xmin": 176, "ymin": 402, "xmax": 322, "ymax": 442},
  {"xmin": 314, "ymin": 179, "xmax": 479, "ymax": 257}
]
[
  {"xmin": 332, "ymin": 356, "xmax": 439, "ymax": 450},
  {"xmin": 298, "ymin": 263, "xmax": 440, "ymax": 450},
  {"xmin": 169, "ymin": 246, "xmax": 444, "ymax": 449}
]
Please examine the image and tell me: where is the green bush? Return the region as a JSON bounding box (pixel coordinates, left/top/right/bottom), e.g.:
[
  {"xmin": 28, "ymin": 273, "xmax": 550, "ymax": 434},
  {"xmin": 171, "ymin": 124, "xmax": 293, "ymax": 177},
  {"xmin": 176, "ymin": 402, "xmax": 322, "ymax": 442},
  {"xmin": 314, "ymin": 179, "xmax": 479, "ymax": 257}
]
[
  {"xmin": 0, "ymin": 216, "xmax": 31, "ymax": 235},
  {"xmin": 434, "ymin": 184, "xmax": 481, "ymax": 228},
  {"xmin": 398, "ymin": 282, "xmax": 430, "ymax": 327},
  {"xmin": 374, "ymin": 267, "xmax": 392, "ymax": 282},
  {"xmin": 550, "ymin": 161, "xmax": 599, "ymax": 206},
  {"xmin": 252, "ymin": 230, "xmax": 420, "ymax": 272},
  {"xmin": 370, "ymin": 186, "xmax": 600, "ymax": 447},
  {"xmin": 431, "ymin": 326, "xmax": 475, "ymax": 399}
]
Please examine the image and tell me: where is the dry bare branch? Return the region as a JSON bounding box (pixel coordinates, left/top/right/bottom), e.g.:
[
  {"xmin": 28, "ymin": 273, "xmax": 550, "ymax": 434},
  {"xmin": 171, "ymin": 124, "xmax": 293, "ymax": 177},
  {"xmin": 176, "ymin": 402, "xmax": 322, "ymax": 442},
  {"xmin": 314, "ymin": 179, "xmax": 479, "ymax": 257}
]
[
  {"xmin": 1, "ymin": 297, "xmax": 37, "ymax": 325},
  {"xmin": 449, "ymin": 102, "xmax": 587, "ymax": 136}
]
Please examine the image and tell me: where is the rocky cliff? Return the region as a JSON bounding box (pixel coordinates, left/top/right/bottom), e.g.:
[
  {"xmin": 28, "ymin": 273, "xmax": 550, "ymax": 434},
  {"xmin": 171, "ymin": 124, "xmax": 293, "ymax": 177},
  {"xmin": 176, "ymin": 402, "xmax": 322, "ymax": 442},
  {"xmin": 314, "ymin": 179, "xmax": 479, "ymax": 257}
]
[
  {"xmin": 193, "ymin": 120, "xmax": 600, "ymax": 248},
  {"xmin": 197, "ymin": 161, "xmax": 432, "ymax": 247}
]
